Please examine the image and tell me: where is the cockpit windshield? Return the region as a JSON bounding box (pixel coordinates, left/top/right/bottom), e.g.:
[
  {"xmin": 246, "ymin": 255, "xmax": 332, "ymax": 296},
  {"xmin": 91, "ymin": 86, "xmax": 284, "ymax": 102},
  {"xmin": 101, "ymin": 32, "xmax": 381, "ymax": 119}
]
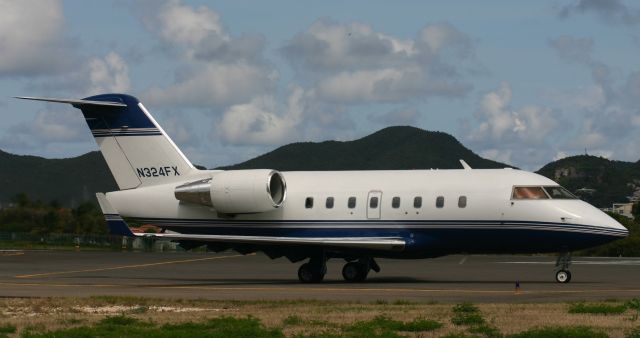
[
  {"xmin": 512, "ymin": 186, "xmax": 548, "ymax": 199},
  {"xmin": 512, "ymin": 186, "xmax": 577, "ymax": 200},
  {"xmin": 543, "ymin": 186, "xmax": 577, "ymax": 199}
]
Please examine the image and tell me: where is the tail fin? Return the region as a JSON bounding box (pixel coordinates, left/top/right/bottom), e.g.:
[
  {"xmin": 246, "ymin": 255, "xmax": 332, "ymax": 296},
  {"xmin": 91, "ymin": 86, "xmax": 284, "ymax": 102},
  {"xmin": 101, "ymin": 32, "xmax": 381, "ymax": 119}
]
[{"xmin": 16, "ymin": 94, "xmax": 195, "ymax": 190}]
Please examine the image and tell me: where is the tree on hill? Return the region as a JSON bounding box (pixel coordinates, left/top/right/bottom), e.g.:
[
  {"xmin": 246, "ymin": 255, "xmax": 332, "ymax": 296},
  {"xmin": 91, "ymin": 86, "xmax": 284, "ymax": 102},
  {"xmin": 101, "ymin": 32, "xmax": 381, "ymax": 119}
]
[{"xmin": 0, "ymin": 193, "xmax": 106, "ymax": 235}]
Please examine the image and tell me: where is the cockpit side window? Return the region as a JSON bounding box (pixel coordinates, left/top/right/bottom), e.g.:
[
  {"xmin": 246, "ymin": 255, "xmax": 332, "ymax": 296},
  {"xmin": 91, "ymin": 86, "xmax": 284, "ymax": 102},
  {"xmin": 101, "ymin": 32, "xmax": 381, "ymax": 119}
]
[
  {"xmin": 543, "ymin": 186, "xmax": 577, "ymax": 199},
  {"xmin": 512, "ymin": 186, "xmax": 549, "ymax": 200}
]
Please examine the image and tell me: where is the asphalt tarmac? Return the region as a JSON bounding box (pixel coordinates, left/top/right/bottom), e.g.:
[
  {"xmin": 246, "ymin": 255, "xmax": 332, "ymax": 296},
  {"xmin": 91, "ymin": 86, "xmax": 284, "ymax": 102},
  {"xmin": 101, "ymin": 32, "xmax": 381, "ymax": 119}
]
[{"xmin": 1, "ymin": 250, "xmax": 639, "ymax": 303}]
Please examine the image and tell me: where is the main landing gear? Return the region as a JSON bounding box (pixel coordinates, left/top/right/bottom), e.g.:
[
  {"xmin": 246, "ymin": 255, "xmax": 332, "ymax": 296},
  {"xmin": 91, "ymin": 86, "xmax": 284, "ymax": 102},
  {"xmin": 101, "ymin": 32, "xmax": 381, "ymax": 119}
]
[
  {"xmin": 342, "ymin": 258, "xmax": 380, "ymax": 282},
  {"xmin": 297, "ymin": 254, "xmax": 327, "ymax": 283},
  {"xmin": 297, "ymin": 255, "xmax": 380, "ymax": 283},
  {"xmin": 555, "ymin": 251, "xmax": 572, "ymax": 283}
]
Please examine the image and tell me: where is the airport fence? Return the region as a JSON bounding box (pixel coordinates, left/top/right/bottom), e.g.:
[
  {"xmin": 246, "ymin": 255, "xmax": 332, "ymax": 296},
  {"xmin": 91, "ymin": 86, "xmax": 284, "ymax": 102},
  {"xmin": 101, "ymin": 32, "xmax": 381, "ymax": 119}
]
[{"xmin": 0, "ymin": 232, "xmax": 181, "ymax": 252}]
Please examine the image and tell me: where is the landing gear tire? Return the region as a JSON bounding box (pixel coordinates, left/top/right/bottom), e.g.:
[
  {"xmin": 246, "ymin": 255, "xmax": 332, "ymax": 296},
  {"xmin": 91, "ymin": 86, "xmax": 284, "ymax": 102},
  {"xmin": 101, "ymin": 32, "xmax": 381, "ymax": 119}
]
[
  {"xmin": 555, "ymin": 270, "xmax": 572, "ymax": 283},
  {"xmin": 342, "ymin": 262, "xmax": 369, "ymax": 282},
  {"xmin": 298, "ymin": 263, "xmax": 325, "ymax": 283}
]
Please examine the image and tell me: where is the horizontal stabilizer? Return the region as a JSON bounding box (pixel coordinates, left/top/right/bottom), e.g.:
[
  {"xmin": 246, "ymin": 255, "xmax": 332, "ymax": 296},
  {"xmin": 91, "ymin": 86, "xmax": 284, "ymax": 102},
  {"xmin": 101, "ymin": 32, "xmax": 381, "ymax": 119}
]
[{"xmin": 14, "ymin": 96, "xmax": 127, "ymax": 107}]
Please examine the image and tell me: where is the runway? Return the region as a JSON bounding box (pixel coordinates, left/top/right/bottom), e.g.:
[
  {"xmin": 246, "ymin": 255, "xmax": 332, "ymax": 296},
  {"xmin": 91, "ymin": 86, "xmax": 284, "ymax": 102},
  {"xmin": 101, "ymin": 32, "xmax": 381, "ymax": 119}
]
[{"xmin": 1, "ymin": 250, "xmax": 639, "ymax": 303}]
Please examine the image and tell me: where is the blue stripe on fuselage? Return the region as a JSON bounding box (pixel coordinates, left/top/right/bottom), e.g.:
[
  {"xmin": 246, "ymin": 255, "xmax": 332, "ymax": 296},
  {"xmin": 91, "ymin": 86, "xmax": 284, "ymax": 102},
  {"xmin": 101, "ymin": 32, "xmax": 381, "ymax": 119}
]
[{"xmin": 129, "ymin": 217, "xmax": 626, "ymax": 254}]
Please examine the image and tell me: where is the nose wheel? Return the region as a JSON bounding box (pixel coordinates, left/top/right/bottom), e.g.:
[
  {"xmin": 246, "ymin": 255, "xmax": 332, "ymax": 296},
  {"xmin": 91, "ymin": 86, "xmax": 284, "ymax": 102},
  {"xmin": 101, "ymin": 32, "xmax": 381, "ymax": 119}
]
[
  {"xmin": 555, "ymin": 251, "xmax": 572, "ymax": 283},
  {"xmin": 555, "ymin": 269, "xmax": 572, "ymax": 283}
]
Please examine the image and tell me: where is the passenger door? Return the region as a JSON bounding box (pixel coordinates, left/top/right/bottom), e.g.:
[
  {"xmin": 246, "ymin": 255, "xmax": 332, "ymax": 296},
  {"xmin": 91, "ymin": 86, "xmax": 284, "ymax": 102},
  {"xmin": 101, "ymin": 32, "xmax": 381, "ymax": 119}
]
[{"xmin": 367, "ymin": 191, "xmax": 382, "ymax": 219}]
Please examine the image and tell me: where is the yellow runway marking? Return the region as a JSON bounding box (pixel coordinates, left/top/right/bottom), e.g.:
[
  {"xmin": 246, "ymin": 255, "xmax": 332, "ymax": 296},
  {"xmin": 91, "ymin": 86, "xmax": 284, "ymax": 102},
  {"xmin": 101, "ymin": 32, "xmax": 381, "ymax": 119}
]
[
  {"xmin": 14, "ymin": 253, "xmax": 253, "ymax": 279},
  {"xmin": 1, "ymin": 281, "xmax": 639, "ymax": 296},
  {"xmin": 0, "ymin": 252, "xmax": 24, "ymax": 257}
]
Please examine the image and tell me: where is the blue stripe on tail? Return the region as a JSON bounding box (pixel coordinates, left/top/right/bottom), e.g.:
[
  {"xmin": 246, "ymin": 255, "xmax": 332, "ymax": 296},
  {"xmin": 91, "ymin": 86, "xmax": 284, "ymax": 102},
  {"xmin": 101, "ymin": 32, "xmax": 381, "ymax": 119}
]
[{"xmin": 104, "ymin": 213, "xmax": 135, "ymax": 237}]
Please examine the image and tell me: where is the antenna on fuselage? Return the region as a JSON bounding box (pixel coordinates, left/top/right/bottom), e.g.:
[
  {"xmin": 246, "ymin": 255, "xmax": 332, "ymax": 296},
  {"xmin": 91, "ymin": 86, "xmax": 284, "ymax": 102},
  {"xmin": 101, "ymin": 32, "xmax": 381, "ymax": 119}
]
[{"xmin": 459, "ymin": 159, "xmax": 472, "ymax": 170}]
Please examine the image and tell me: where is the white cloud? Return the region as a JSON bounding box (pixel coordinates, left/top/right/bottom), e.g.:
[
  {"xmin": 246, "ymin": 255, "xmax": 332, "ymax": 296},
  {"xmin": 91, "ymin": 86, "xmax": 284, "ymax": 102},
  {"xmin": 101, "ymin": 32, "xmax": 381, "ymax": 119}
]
[
  {"xmin": 418, "ymin": 22, "xmax": 473, "ymax": 57},
  {"xmin": 469, "ymin": 82, "xmax": 558, "ymax": 143},
  {"xmin": 463, "ymin": 82, "xmax": 561, "ymax": 169},
  {"xmin": 1, "ymin": 109, "xmax": 88, "ymax": 151},
  {"xmin": 145, "ymin": 62, "xmax": 276, "ymax": 107},
  {"xmin": 0, "ymin": 0, "xmax": 73, "ymax": 76},
  {"xmin": 542, "ymin": 85, "xmax": 606, "ymax": 111},
  {"xmin": 159, "ymin": 113, "xmax": 199, "ymax": 147},
  {"xmin": 281, "ymin": 20, "xmax": 474, "ymax": 104},
  {"xmin": 87, "ymin": 52, "xmax": 131, "ymax": 94},
  {"xmin": 558, "ymin": 0, "xmax": 640, "ymax": 25},
  {"xmin": 549, "ymin": 35, "xmax": 640, "ymax": 162},
  {"xmin": 154, "ymin": 0, "xmax": 226, "ymax": 47},
  {"xmin": 216, "ymin": 87, "xmax": 306, "ymax": 145},
  {"xmin": 548, "ymin": 36, "xmax": 594, "ymax": 64},
  {"xmin": 369, "ymin": 106, "xmax": 420, "ymax": 125},
  {"xmin": 138, "ymin": 0, "xmax": 274, "ymax": 107}
]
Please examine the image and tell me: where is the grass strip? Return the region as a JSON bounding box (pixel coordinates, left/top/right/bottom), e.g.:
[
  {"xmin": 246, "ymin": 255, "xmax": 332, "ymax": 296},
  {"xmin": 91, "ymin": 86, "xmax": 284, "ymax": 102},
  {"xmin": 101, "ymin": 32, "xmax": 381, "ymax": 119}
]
[
  {"xmin": 0, "ymin": 324, "xmax": 16, "ymax": 338},
  {"xmin": 342, "ymin": 315, "xmax": 442, "ymax": 337},
  {"xmin": 569, "ymin": 302, "xmax": 627, "ymax": 315},
  {"xmin": 507, "ymin": 326, "xmax": 608, "ymax": 338},
  {"xmin": 451, "ymin": 302, "xmax": 486, "ymax": 326},
  {"xmin": 22, "ymin": 315, "xmax": 283, "ymax": 338},
  {"xmin": 627, "ymin": 327, "xmax": 640, "ymax": 338}
]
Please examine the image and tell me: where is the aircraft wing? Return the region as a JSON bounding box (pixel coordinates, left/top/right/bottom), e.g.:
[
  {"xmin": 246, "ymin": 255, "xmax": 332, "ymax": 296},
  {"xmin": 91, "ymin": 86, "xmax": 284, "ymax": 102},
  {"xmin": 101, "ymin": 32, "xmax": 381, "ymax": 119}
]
[{"xmin": 97, "ymin": 193, "xmax": 405, "ymax": 252}]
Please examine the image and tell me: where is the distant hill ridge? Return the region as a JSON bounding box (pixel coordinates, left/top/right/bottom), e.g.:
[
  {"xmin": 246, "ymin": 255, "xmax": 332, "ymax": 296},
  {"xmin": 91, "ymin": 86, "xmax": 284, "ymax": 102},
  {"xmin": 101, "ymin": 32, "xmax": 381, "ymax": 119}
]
[
  {"xmin": 537, "ymin": 155, "xmax": 640, "ymax": 207},
  {"xmin": 220, "ymin": 126, "xmax": 509, "ymax": 171},
  {"xmin": 0, "ymin": 149, "xmax": 117, "ymax": 207},
  {"xmin": 1, "ymin": 126, "xmax": 638, "ymax": 208}
]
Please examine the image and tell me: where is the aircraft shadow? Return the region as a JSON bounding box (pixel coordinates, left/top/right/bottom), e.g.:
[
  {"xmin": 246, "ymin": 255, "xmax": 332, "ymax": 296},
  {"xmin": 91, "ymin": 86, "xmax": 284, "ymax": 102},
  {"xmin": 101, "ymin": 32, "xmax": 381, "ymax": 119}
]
[{"xmin": 67, "ymin": 275, "xmax": 593, "ymax": 286}]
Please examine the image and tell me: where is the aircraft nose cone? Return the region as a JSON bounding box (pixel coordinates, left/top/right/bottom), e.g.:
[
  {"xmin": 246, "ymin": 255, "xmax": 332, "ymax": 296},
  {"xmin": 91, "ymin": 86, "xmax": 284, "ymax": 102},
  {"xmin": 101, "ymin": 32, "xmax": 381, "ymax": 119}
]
[{"xmin": 603, "ymin": 214, "xmax": 628, "ymax": 238}]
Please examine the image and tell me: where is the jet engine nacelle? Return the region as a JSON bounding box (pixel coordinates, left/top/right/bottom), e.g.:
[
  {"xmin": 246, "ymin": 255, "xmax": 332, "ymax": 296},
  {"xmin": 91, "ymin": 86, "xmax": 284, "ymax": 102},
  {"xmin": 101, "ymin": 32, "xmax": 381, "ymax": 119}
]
[{"xmin": 174, "ymin": 169, "xmax": 286, "ymax": 214}]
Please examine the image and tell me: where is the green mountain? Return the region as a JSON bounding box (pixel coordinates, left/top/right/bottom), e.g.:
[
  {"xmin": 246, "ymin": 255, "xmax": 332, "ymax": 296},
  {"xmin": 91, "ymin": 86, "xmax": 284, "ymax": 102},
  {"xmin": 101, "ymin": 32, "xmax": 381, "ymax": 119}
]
[
  {"xmin": 2, "ymin": 127, "xmax": 637, "ymax": 209},
  {"xmin": 221, "ymin": 126, "xmax": 509, "ymax": 171},
  {"xmin": 536, "ymin": 155, "xmax": 640, "ymax": 207},
  {"xmin": 0, "ymin": 150, "xmax": 117, "ymax": 207}
]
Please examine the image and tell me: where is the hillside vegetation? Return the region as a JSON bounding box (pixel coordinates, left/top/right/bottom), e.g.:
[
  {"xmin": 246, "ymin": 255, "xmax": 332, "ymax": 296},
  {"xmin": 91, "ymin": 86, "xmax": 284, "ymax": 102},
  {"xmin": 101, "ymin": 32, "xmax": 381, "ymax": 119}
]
[
  {"xmin": 1, "ymin": 126, "xmax": 638, "ymax": 209},
  {"xmin": 221, "ymin": 126, "xmax": 509, "ymax": 171},
  {"xmin": 536, "ymin": 155, "xmax": 640, "ymax": 207},
  {"xmin": 0, "ymin": 150, "xmax": 117, "ymax": 208}
]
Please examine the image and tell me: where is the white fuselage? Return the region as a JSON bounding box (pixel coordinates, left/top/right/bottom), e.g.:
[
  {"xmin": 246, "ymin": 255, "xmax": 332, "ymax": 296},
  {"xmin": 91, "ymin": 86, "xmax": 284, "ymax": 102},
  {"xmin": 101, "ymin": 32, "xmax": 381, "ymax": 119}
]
[{"xmin": 106, "ymin": 168, "xmax": 627, "ymax": 257}]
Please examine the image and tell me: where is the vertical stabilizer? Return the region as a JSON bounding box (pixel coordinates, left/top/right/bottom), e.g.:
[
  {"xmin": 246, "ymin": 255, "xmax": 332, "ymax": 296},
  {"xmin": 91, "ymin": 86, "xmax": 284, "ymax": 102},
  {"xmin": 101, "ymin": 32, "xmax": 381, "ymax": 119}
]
[{"xmin": 16, "ymin": 94, "xmax": 196, "ymax": 190}]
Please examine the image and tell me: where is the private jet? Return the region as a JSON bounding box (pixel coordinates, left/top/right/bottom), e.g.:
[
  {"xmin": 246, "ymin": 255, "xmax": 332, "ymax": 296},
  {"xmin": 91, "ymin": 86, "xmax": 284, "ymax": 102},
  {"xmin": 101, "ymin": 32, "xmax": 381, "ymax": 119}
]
[{"xmin": 16, "ymin": 94, "xmax": 628, "ymax": 283}]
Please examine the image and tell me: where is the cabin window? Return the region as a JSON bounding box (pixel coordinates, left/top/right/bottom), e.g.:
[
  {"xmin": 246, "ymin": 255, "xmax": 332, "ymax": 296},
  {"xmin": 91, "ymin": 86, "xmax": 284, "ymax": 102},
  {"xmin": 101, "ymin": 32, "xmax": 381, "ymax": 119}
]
[
  {"xmin": 369, "ymin": 196, "xmax": 379, "ymax": 209},
  {"xmin": 392, "ymin": 196, "xmax": 401, "ymax": 208},
  {"xmin": 543, "ymin": 186, "xmax": 577, "ymax": 199},
  {"xmin": 512, "ymin": 186, "xmax": 549, "ymax": 200},
  {"xmin": 326, "ymin": 197, "xmax": 334, "ymax": 209},
  {"xmin": 413, "ymin": 196, "xmax": 422, "ymax": 208},
  {"xmin": 458, "ymin": 196, "xmax": 467, "ymax": 208},
  {"xmin": 436, "ymin": 196, "xmax": 445, "ymax": 208},
  {"xmin": 305, "ymin": 197, "xmax": 314, "ymax": 208},
  {"xmin": 348, "ymin": 196, "xmax": 356, "ymax": 208}
]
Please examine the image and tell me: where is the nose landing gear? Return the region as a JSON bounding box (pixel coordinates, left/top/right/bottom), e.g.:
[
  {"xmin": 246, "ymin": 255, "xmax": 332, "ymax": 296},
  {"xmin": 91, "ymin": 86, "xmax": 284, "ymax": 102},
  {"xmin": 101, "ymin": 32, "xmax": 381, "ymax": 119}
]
[{"xmin": 555, "ymin": 251, "xmax": 572, "ymax": 283}]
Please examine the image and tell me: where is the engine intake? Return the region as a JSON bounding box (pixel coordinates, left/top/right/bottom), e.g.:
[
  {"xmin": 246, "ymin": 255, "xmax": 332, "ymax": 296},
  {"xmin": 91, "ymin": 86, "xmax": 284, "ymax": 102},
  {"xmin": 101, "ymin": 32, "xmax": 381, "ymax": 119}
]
[{"xmin": 174, "ymin": 169, "xmax": 286, "ymax": 214}]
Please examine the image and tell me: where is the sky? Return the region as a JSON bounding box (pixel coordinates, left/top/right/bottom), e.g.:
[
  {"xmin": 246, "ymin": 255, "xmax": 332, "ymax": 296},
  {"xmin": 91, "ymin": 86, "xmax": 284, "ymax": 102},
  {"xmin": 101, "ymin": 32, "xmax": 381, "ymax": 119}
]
[{"xmin": 1, "ymin": 0, "xmax": 639, "ymax": 170}]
